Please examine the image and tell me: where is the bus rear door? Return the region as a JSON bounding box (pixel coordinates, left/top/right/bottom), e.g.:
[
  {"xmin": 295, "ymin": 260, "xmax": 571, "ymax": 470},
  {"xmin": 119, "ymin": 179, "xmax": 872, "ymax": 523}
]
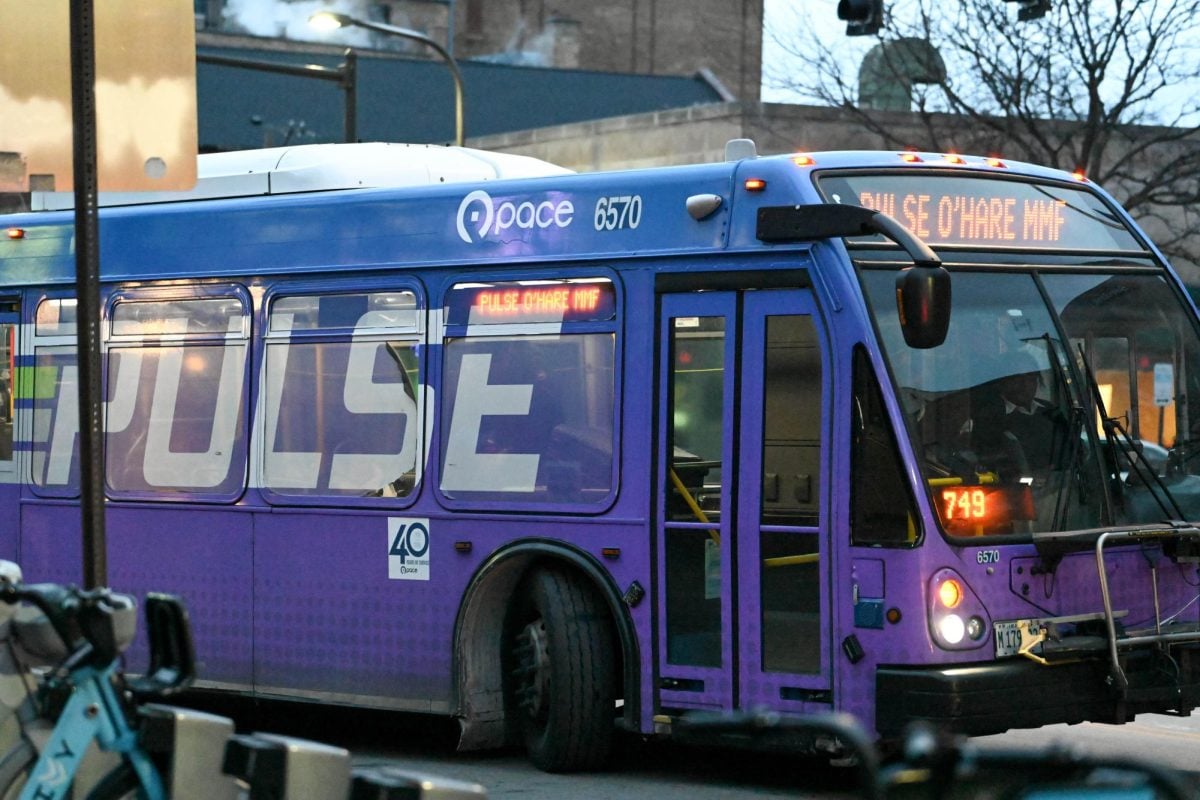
[{"xmin": 656, "ymin": 288, "xmax": 832, "ymax": 715}]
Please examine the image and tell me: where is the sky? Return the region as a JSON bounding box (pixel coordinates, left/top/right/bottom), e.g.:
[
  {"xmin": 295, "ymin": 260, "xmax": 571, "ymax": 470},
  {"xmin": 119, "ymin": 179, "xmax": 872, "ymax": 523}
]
[
  {"xmin": 759, "ymin": 0, "xmax": 1200, "ymax": 126},
  {"xmin": 761, "ymin": 0, "xmax": 863, "ymax": 104}
]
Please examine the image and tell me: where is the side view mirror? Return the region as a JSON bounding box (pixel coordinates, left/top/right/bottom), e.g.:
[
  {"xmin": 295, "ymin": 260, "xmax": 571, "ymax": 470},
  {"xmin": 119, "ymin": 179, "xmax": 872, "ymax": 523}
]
[
  {"xmin": 756, "ymin": 204, "xmax": 952, "ymax": 349},
  {"xmin": 896, "ymin": 264, "xmax": 951, "ymax": 349}
]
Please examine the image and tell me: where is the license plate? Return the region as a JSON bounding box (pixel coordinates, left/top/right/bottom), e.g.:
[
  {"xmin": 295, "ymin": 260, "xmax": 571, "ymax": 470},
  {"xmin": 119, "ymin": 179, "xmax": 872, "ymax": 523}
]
[{"xmin": 994, "ymin": 619, "xmax": 1039, "ymax": 657}]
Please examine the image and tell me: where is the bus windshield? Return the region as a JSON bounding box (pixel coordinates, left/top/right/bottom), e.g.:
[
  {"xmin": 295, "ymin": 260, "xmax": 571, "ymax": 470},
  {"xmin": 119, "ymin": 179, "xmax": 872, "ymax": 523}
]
[{"xmin": 862, "ymin": 269, "xmax": 1200, "ymax": 538}]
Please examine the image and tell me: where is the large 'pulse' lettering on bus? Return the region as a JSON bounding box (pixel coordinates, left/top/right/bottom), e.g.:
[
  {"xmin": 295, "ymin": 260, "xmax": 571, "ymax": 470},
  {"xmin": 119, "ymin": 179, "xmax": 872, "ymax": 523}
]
[
  {"xmin": 456, "ymin": 189, "xmax": 574, "ymax": 244},
  {"xmin": 41, "ymin": 324, "xmax": 246, "ymax": 489},
  {"xmin": 264, "ymin": 312, "xmax": 417, "ymax": 490},
  {"xmin": 441, "ymin": 353, "xmax": 539, "ymax": 492}
]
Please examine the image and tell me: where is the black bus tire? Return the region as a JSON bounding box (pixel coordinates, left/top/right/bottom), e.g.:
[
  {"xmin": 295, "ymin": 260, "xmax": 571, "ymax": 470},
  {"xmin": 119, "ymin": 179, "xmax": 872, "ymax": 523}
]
[{"xmin": 508, "ymin": 566, "xmax": 615, "ymax": 773}]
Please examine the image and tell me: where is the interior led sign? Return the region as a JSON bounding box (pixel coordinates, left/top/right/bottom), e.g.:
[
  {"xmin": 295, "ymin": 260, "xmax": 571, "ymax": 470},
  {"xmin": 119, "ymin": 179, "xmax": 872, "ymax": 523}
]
[
  {"xmin": 817, "ymin": 173, "xmax": 1141, "ymax": 251},
  {"xmin": 447, "ymin": 279, "xmax": 615, "ymax": 325}
]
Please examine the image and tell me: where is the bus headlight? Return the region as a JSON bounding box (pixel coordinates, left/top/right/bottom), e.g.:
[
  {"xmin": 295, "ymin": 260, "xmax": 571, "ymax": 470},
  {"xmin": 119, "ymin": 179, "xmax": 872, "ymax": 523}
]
[
  {"xmin": 938, "ymin": 614, "xmax": 966, "ymax": 644},
  {"xmin": 928, "ymin": 568, "xmax": 990, "ymax": 651}
]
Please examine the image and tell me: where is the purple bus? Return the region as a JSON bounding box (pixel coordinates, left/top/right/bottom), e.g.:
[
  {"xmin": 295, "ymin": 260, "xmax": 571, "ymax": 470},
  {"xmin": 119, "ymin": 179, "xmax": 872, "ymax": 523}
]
[{"xmin": 1, "ymin": 141, "xmax": 1199, "ymax": 771}]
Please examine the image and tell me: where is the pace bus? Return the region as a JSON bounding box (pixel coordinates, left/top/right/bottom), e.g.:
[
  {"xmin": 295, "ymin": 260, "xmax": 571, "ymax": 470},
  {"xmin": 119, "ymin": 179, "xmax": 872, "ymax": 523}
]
[{"xmin": 1, "ymin": 140, "xmax": 1198, "ymax": 771}]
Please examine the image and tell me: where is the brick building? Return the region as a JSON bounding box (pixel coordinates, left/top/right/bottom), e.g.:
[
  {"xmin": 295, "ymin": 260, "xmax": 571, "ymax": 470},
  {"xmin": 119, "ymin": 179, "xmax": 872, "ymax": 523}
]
[{"xmin": 197, "ymin": 0, "xmax": 762, "ymax": 102}]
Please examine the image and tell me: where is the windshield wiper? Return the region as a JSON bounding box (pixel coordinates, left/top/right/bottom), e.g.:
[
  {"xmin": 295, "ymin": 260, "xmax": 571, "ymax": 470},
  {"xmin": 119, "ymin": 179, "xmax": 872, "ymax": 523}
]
[{"xmin": 1030, "ymin": 335, "xmax": 1085, "ymax": 531}]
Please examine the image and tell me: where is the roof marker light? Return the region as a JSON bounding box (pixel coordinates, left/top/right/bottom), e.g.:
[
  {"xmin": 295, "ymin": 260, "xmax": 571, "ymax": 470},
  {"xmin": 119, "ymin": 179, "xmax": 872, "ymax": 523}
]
[
  {"xmin": 900, "ymin": 152, "xmax": 923, "ymax": 163},
  {"xmin": 744, "ymin": 178, "xmax": 767, "ymax": 192},
  {"xmin": 791, "ymin": 155, "xmax": 815, "ymax": 167},
  {"xmin": 944, "ymin": 154, "xmax": 966, "ymax": 165},
  {"xmin": 986, "ymin": 157, "xmax": 1007, "ymax": 168},
  {"xmin": 1071, "ymin": 169, "xmax": 1088, "ymax": 182},
  {"xmin": 5, "ymin": 228, "xmax": 24, "ymax": 240}
]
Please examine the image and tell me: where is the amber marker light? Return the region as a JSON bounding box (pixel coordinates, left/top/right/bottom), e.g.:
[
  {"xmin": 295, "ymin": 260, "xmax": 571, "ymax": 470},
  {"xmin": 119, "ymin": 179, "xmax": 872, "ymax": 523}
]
[
  {"xmin": 944, "ymin": 154, "xmax": 965, "ymax": 165},
  {"xmin": 743, "ymin": 178, "xmax": 767, "ymax": 192},
  {"xmin": 886, "ymin": 607, "xmax": 902, "ymax": 624},
  {"xmin": 900, "ymin": 152, "xmax": 922, "ymax": 163},
  {"xmin": 5, "ymin": 228, "xmax": 24, "ymax": 240},
  {"xmin": 791, "ymin": 155, "xmax": 815, "ymax": 167},
  {"xmin": 938, "ymin": 578, "xmax": 963, "ymax": 609},
  {"xmin": 1071, "ymin": 169, "xmax": 1088, "ymax": 182},
  {"xmin": 986, "ymin": 157, "xmax": 1007, "ymax": 168}
]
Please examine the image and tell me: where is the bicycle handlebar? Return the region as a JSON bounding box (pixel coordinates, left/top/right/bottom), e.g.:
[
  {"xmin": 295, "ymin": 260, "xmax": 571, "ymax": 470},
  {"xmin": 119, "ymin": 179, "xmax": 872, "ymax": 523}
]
[{"xmin": 0, "ymin": 582, "xmax": 135, "ymax": 667}]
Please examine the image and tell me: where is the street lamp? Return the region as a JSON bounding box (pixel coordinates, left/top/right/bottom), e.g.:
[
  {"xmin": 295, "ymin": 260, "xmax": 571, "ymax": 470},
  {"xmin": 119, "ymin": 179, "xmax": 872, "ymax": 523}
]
[{"xmin": 309, "ymin": 11, "xmax": 465, "ymax": 146}]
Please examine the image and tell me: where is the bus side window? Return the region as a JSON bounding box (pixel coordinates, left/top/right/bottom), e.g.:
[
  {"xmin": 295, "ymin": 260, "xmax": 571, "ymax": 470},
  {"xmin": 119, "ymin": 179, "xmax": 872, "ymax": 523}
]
[
  {"xmin": 105, "ymin": 294, "xmax": 250, "ymax": 497},
  {"xmin": 851, "ymin": 346, "xmax": 919, "ymax": 546},
  {"xmin": 263, "ymin": 291, "xmax": 422, "ymax": 500}
]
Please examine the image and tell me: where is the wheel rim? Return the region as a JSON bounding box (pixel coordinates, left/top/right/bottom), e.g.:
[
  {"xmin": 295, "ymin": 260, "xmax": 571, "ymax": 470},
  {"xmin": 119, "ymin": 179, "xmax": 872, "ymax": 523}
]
[{"xmin": 513, "ymin": 617, "xmax": 551, "ymax": 723}]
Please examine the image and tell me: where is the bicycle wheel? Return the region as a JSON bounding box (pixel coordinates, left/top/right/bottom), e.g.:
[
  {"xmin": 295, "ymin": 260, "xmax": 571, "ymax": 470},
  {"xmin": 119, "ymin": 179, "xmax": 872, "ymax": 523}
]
[
  {"xmin": 0, "ymin": 740, "xmax": 36, "ymax": 800},
  {"xmin": 85, "ymin": 761, "xmax": 142, "ymax": 800}
]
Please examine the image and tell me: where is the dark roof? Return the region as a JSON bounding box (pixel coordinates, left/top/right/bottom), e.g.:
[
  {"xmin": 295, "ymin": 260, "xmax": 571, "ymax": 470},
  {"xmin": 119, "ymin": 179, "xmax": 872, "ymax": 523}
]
[{"xmin": 197, "ymin": 44, "xmax": 723, "ymax": 151}]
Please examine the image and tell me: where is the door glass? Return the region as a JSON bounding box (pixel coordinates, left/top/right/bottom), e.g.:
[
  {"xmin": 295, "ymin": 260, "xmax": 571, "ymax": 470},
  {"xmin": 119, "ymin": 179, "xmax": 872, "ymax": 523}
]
[
  {"xmin": 665, "ymin": 315, "xmax": 725, "ymax": 667},
  {"xmin": 759, "ymin": 315, "xmax": 821, "ymax": 674},
  {"xmin": 0, "ymin": 321, "xmax": 12, "ymax": 462}
]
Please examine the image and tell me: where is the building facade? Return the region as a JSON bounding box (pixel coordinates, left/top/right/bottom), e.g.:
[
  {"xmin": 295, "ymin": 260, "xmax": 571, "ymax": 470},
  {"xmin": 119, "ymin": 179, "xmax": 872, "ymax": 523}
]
[{"xmin": 198, "ymin": 0, "xmax": 762, "ymax": 102}]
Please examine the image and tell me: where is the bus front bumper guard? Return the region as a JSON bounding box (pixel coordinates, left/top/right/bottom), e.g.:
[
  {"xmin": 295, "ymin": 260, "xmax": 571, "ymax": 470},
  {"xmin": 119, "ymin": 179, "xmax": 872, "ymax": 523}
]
[{"xmin": 875, "ymin": 648, "xmax": 1200, "ymax": 737}]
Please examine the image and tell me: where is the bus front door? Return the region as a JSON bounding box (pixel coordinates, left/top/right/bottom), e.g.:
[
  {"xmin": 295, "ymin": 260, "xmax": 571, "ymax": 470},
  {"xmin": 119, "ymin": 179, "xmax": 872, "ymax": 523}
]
[{"xmin": 656, "ymin": 289, "xmax": 831, "ymax": 715}]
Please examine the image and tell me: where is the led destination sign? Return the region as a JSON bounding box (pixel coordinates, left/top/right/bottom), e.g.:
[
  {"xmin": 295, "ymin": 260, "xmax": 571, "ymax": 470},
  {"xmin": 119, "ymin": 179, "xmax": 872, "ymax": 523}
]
[
  {"xmin": 817, "ymin": 173, "xmax": 1141, "ymax": 251},
  {"xmin": 447, "ymin": 279, "xmax": 616, "ymax": 325}
]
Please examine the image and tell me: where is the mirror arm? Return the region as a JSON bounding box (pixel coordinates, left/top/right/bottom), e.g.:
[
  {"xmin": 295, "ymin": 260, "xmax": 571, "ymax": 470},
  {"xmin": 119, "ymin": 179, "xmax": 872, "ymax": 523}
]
[
  {"xmin": 864, "ymin": 210, "xmax": 941, "ymax": 267},
  {"xmin": 756, "ymin": 203, "xmax": 941, "ymax": 267}
]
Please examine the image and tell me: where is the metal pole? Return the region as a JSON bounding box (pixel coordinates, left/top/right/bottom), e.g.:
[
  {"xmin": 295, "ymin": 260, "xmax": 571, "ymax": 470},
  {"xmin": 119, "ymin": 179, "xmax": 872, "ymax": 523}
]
[
  {"xmin": 68, "ymin": 0, "xmax": 106, "ymax": 588},
  {"xmin": 196, "ymin": 52, "xmax": 358, "ymax": 143},
  {"xmin": 342, "ymin": 49, "xmax": 358, "ymax": 143},
  {"xmin": 325, "ymin": 15, "xmax": 465, "ymax": 146}
]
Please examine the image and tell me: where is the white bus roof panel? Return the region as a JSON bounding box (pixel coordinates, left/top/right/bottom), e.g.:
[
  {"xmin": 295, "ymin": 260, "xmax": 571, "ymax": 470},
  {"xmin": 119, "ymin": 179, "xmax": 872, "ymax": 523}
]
[{"xmin": 31, "ymin": 142, "xmax": 573, "ymax": 211}]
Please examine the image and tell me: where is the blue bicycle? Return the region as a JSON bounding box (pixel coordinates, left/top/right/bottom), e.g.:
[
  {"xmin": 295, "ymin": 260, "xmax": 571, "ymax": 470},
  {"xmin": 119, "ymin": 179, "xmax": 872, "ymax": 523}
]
[{"xmin": 0, "ymin": 568, "xmax": 196, "ymax": 800}]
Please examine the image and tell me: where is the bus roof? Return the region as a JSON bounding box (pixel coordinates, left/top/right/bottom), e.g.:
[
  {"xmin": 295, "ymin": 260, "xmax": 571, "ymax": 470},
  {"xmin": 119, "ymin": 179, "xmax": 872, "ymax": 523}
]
[
  {"xmin": 30, "ymin": 142, "xmax": 575, "ymax": 211},
  {"xmin": 0, "ymin": 144, "xmax": 1146, "ymax": 287}
]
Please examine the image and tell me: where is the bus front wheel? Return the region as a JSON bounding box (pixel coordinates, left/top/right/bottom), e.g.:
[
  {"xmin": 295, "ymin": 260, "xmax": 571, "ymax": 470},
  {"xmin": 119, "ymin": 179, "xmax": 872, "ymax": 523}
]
[{"xmin": 507, "ymin": 566, "xmax": 614, "ymax": 772}]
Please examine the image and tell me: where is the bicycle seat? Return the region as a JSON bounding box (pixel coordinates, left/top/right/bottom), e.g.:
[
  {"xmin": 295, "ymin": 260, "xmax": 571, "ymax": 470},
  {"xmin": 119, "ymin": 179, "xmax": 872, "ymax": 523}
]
[{"xmin": 0, "ymin": 561, "xmax": 21, "ymax": 626}]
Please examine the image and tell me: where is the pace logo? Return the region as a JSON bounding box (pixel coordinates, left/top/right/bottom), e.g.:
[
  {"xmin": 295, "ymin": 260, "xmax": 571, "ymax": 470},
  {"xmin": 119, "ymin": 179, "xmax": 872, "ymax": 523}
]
[
  {"xmin": 455, "ymin": 189, "xmax": 574, "ymax": 243},
  {"xmin": 388, "ymin": 517, "xmax": 431, "ymax": 581}
]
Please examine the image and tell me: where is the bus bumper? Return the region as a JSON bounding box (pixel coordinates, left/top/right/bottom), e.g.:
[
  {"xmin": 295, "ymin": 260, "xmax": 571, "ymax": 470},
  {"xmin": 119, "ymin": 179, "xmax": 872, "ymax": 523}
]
[{"xmin": 875, "ymin": 649, "xmax": 1200, "ymax": 736}]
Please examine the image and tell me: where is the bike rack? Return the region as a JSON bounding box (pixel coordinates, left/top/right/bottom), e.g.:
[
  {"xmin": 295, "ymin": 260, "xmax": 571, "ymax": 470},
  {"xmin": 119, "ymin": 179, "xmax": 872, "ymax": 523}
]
[
  {"xmin": 1095, "ymin": 526, "xmax": 1200, "ymax": 694},
  {"xmin": 223, "ymin": 732, "xmax": 353, "ymax": 800},
  {"xmin": 140, "ymin": 704, "xmax": 238, "ymax": 800}
]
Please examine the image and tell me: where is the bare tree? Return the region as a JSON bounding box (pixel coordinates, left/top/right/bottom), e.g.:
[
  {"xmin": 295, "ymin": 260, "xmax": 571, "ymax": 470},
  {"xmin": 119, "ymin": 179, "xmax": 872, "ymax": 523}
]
[{"xmin": 765, "ymin": 0, "xmax": 1200, "ymax": 272}]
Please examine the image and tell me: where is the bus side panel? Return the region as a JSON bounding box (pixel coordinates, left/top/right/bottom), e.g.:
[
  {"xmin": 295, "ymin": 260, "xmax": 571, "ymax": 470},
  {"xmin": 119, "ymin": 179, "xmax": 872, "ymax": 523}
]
[
  {"xmin": 0, "ymin": 477, "xmax": 17, "ymax": 564},
  {"xmin": 18, "ymin": 502, "xmax": 83, "ymax": 584},
  {"xmin": 107, "ymin": 505, "xmax": 254, "ymax": 687},
  {"xmin": 252, "ymin": 509, "xmax": 453, "ymax": 708}
]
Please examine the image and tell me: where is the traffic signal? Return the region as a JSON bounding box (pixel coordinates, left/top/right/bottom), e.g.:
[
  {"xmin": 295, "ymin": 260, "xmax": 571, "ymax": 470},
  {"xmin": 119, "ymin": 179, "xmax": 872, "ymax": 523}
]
[
  {"xmin": 837, "ymin": 0, "xmax": 884, "ymax": 36},
  {"xmin": 1005, "ymin": 0, "xmax": 1051, "ymax": 20}
]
